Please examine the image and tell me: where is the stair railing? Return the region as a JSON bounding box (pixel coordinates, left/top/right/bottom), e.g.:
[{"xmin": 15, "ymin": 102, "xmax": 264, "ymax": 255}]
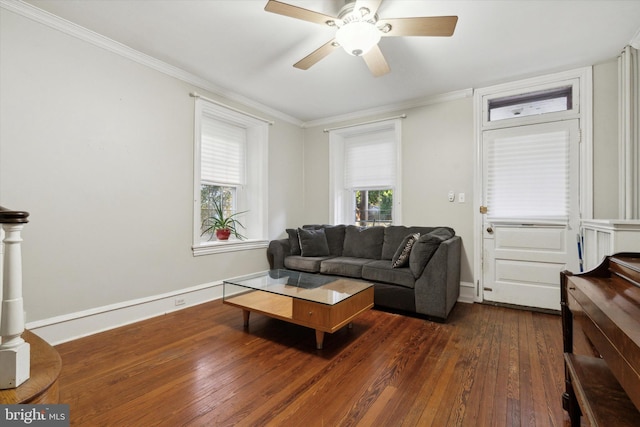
[{"xmin": 0, "ymin": 205, "xmax": 30, "ymax": 389}]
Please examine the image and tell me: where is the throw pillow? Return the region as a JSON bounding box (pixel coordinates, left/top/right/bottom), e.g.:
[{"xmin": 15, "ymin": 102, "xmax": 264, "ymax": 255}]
[
  {"xmin": 391, "ymin": 233, "xmax": 420, "ymax": 268},
  {"xmin": 298, "ymin": 227, "xmax": 330, "ymax": 257},
  {"xmin": 286, "ymin": 228, "xmax": 301, "ymax": 255},
  {"xmin": 287, "ymin": 225, "xmax": 324, "ymax": 255}
]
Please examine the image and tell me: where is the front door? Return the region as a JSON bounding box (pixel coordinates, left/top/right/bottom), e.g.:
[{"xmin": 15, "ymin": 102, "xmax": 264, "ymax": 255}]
[{"xmin": 481, "ymin": 120, "xmax": 580, "ymax": 310}]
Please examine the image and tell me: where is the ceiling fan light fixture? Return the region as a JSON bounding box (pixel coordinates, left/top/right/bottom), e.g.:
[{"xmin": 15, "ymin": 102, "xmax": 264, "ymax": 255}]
[{"xmin": 335, "ymin": 21, "xmax": 381, "ymax": 56}]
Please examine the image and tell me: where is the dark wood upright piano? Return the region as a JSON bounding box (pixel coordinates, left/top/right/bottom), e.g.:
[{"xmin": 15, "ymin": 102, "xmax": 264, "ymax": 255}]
[{"xmin": 561, "ymin": 253, "xmax": 640, "ymax": 426}]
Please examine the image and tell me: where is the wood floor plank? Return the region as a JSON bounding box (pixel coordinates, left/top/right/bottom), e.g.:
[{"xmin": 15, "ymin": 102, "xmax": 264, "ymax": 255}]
[
  {"xmin": 493, "ymin": 306, "xmax": 519, "ymax": 427},
  {"xmin": 517, "ymin": 311, "xmax": 536, "ymax": 427},
  {"xmin": 368, "ymin": 322, "xmax": 447, "ymax": 426},
  {"xmin": 532, "ymin": 312, "xmax": 566, "ymax": 427},
  {"xmin": 467, "ymin": 302, "xmax": 503, "ymax": 427},
  {"xmin": 54, "ymin": 300, "xmax": 585, "ymax": 426},
  {"xmin": 435, "ymin": 297, "xmax": 494, "ymax": 426}
]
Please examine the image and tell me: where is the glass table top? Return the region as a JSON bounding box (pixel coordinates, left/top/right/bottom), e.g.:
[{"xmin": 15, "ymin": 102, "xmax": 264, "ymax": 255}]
[{"xmin": 223, "ymin": 269, "xmax": 373, "ymax": 306}]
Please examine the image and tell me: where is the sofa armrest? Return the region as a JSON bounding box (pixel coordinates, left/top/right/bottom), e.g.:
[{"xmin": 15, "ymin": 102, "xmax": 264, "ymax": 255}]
[
  {"xmin": 267, "ymin": 238, "xmax": 291, "ymax": 269},
  {"xmin": 414, "ymin": 236, "xmax": 462, "ymax": 320}
]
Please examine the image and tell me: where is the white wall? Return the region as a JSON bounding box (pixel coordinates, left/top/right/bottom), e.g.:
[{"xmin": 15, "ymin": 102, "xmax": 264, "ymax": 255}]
[
  {"xmin": 0, "ymin": 8, "xmax": 304, "ymax": 326},
  {"xmin": 302, "ymin": 95, "xmax": 475, "ymax": 284},
  {"xmin": 592, "ymin": 59, "xmax": 620, "ymax": 219}
]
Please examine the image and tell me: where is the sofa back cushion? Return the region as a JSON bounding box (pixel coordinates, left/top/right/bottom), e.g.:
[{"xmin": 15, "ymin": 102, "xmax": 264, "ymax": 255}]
[
  {"xmin": 409, "ymin": 227, "xmax": 455, "ymax": 278},
  {"xmin": 342, "ymin": 225, "xmax": 385, "ymax": 259},
  {"xmin": 382, "ymin": 226, "xmax": 437, "ymax": 260},
  {"xmin": 322, "ymin": 224, "xmax": 346, "ymax": 256}
]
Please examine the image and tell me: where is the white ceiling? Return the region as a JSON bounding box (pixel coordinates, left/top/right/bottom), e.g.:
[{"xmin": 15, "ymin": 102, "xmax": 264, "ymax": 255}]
[{"xmin": 23, "ymin": 0, "xmax": 640, "ymax": 124}]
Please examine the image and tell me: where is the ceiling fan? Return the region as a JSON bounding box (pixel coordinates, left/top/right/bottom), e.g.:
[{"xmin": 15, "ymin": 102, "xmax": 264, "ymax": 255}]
[{"xmin": 264, "ymin": 0, "xmax": 458, "ymax": 77}]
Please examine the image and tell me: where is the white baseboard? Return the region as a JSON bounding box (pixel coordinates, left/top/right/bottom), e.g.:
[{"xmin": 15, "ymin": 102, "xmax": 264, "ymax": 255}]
[
  {"xmin": 458, "ymin": 281, "xmax": 476, "ymax": 304},
  {"xmin": 27, "ymin": 275, "xmax": 476, "ymax": 345},
  {"xmin": 26, "ymin": 283, "xmax": 221, "ymax": 345},
  {"xmin": 26, "ymin": 271, "xmax": 269, "ymax": 345}
]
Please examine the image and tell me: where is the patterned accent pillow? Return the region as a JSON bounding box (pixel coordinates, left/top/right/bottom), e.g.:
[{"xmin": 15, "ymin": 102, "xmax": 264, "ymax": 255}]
[{"xmin": 391, "ymin": 233, "xmax": 420, "ymax": 268}]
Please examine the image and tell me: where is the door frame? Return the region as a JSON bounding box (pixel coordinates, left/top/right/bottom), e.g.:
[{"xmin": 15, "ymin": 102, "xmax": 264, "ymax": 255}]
[{"xmin": 472, "ymin": 67, "xmax": 593, "ymax": 303}]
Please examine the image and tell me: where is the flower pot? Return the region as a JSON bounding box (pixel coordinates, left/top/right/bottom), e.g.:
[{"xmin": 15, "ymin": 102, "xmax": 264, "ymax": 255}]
[{"xmin": 216, "ymin": 228, "xmax": 231, "ymax": 241}]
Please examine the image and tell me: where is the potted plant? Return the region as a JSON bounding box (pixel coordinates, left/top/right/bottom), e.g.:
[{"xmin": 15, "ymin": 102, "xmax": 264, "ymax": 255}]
[{"xmin": 201, "ymin": 198, "xmax": 247, "ymax": 241}]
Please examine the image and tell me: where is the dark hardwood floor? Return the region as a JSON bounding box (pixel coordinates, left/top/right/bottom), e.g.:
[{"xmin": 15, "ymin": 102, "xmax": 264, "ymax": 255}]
[{"xmin": 55, "ymin": 300, "xmax": 590, "ymax": 426}]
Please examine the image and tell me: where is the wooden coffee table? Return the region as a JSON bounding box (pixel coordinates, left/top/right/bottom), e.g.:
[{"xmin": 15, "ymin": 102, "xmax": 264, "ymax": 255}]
[{"xmin": 223, "ymin": 270, "xmax": 374, "ymax": 349}]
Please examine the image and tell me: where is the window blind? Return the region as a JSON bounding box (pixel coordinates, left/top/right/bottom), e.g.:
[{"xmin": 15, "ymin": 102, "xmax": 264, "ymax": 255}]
[
  {"xmin": 201, "ymin": 116, "xmax": 246, "ymax": 186},
  {"xmin": 486, "ymin": 130, "xmax": 569, "ymax": 220},
  {"xmin": 344, "ymin": 129, "xmax": 396, "ymax": 188}
]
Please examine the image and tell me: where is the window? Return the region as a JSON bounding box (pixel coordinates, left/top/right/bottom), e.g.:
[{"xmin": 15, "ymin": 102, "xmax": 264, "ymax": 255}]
[
  {"xmin": 200, "ymin": 185, "xmax": 237, "ymax": 241},
  {"xmin": 199, "ymin": 116, "xmax": 246, "ymax": 241},
  {"xmin": 355, "ymin": 189, "xmax": 393, "ymax": 226},
  {"xmin": 488, "ymin": 86, "xmax": 572, "ymax": 122},
  {"xmin": 193, "ymin": 97, "xmax": 269, "ymax": 255},
  {"xmin": 481, "ymin": 78, "xmax": 580, "ymax": 130},
  {"xmin": 329, "ymin": 119, "xmax": 402, "ymax": 225},
  {"xmin": 485, "ymin": 129, "xmax": 571, "ymax": 221}
]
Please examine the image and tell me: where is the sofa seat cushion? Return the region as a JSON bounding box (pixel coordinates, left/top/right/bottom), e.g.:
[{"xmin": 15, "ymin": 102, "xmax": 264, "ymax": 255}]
[
  {"xmin": 362, "ymin": 260, "xmax": 416, "ymax": 289},
  {"xmin": 320, "ymin": 257, "xmax": 372, "ymax": 278},
  {"xmin": 284, "ymin": 255, "xmax": 334, "ymax": 273}
]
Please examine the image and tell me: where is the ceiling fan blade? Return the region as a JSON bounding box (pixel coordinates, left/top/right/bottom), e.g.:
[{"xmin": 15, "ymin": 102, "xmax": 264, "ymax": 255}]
[
  {"xmin": 363, "ymin": 45, "xmax": 390, "ymax": 77},
  {"xmin": 354, "ymin": 0, "xmax": 383, "ymax": 17},
  {"xmin": 264, "ymin": 0, "xmax": 337, "ymax": 26},
  {"xmin": 294, "ymin": 40, "xmax": 340, "ymax": 70},
  {"xmin": 379, "ymin": 16, "xmax": 458, "ymax": 37}
]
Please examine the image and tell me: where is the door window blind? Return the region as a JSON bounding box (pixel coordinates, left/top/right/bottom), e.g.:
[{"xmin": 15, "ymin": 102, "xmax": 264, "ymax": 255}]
[
  {"xmin": 486, "ymin": 130, "xmax": 569, "ymax": 220},
  {"xmin": 344, "ymin": 129, "xmax": 396, "ymax": 188},
  {"xmin": 201, "ymin": 116, "xmax": 246, "ymax": 186}
]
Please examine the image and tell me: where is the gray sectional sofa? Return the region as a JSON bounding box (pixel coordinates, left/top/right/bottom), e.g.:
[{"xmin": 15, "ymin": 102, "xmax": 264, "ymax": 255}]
[{"xmin": 267, "ymin": 224, "xmax": 462, "ymax": 321}]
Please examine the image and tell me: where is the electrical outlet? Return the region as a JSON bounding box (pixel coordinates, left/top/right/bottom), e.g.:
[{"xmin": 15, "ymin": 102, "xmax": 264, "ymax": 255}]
[
  {"xmin": 448, "ymin": 190, "xmax": 455, "ymax": 202},
  {"xmin": 174, "ymin": 298, "xmax": 186, "ymax": 306}
]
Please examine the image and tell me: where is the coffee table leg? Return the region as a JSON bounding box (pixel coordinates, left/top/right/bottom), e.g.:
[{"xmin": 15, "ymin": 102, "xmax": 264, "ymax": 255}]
[
  {"xmin": 243, "ymin": 310, "xmax": 250, "ymax": 327},
  {"xmin": 315, "ymin": 330, "xmax": 325, "ymax": 350}
]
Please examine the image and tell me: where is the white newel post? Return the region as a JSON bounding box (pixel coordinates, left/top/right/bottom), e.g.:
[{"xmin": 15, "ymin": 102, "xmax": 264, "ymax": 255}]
[{"xmin": 0, "ymin": 216, "xmax": 30, "ymax": 389}]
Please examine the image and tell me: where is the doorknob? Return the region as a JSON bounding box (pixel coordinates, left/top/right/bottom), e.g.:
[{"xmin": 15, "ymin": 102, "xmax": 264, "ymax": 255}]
[{"xmin": 486, "ymin": 227, "xmax": 493, "ymax": 233}]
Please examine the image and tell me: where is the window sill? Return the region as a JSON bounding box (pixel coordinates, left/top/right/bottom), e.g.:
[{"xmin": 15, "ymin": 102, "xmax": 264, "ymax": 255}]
[{"xmin": 192, "ymin": 239, "xmax": 269, "ymax": 256}]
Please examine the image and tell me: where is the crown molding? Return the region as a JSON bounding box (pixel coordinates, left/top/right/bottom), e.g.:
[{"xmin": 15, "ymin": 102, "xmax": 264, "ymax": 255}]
[
  {"xmin": 302, "ymin": 88, "xmax": 473, "ymax": 128},
  {"xmin": 0, "ymin": 0, "xmax": 304, "ymax": 127}
]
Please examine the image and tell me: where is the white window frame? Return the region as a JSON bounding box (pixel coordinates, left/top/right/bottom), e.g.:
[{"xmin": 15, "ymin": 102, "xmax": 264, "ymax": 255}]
[
  {"xmin": 329, "ymin": 119, "xmax": 402, "ymax": 225},
  {"xmin": 192, "ymin": 98, "xmax": 269, "ymax": 255},
  {"xmin": 480, "ymin": 76, "xmax": 583, "ymax": 130}
]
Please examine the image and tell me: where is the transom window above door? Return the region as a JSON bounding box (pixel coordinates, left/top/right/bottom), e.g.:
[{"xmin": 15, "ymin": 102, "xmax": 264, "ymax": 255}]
[
  {"xmin": 488, "ymin": 86, "xmax": 573, "ymax": 122},
  {"xmin": 480, "ymin": 77, "xmax": 581, "ymax": 130}
]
